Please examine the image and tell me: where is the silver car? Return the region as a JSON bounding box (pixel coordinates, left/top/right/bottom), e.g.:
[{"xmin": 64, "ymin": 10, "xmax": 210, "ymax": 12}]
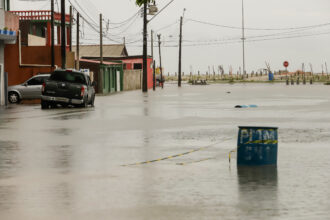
[{"xmin": 8, "ymin": 74, "xmax": 51, "ymax": 104}]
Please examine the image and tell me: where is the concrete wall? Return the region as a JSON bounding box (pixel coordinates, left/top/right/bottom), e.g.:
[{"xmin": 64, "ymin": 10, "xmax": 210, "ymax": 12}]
[
  {"xmin": 0, "ymin": 9, "xmax": 4, "ymax": 28},
  {"xmin": 28, "ymin": 34, "xmax": 46, "ymax": 46},
  {"xmin": 66, "ymin": 52, "xmax": 75, "ymax": 69},
  {"xmin": 0, "ymin": 42, "xmax": 4, "ymax": 106},
  {"xmin": 5, "ymin": 42, "xmax": 75, "ymax": 86},
  {"xmin": 123, "ymin": 70, "xmax": 142, "ymax": 91},
  {"xmin": 5, "ymin": 11, "xmax": 19, "ymax": 31},
  {"xmin": 0, "ymin": 8, "xmax": 4, "ymax": 106},
  {"xmin": 80, "ymin": 61, "xmax": 100, "ymax": 92}
]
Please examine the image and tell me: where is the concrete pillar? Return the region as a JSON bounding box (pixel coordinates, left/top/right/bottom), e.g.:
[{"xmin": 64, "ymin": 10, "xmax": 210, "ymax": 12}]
[
  {"xmin": 0, "ymin": 8, "xmax": 4, "ymax": 105},
  {"xmin": 46, "ymin": 22, "xmax": 51, "ymax": 46},
  {"xmin": 57, "ymin": 26, "xmax": 61, "ymax": 45},
  {"xmin": 0, "ymin": 42, "xmax": 4, "ymax": 106}
]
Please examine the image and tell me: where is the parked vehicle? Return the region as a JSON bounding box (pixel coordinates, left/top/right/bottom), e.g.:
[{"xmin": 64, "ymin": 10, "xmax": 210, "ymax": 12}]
[
  {"xmin": 8, "ymin": 74, "xmax": 51, "ymax": 104},
  {"xmin": 156, "ymin": 74, "xmax": 165, "ymax": 87},
  {"xmin": 41, "ymin": 69, "xmax": 96, "ymax": 109}
]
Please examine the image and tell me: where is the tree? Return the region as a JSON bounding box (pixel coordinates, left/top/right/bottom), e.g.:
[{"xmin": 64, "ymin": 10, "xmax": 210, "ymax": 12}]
[{"xmin": 136, "ymin": 0, "xmax": 152, "ymax": 6}]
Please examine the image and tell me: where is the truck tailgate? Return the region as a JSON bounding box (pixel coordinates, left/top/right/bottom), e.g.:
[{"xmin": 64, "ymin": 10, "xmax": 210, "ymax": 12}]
[{"xmin": 44, "ymin": 81, "xmax": 83, "ymax": 99}]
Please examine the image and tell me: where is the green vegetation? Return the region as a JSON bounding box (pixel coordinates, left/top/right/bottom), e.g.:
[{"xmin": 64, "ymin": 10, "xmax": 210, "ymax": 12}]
[
  {"xmin": 165, "ymin": 74, "xmax": 330, "ymax": 85},
  {"xmin": 136, "ymin": 0, "xmax": 152, "ymax": 6}
]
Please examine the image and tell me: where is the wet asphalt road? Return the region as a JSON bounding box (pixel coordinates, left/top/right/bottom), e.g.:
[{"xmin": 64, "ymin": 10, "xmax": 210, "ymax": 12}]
[{"xmin": 0, "ymin": 83, "xmax": 330, "ymax": 220}]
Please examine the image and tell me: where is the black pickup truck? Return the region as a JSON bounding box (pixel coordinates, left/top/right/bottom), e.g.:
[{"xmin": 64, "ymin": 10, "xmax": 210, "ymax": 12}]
[{"xmin": 41, "ymin": 69, "xmax": 96, "ymax": 109}]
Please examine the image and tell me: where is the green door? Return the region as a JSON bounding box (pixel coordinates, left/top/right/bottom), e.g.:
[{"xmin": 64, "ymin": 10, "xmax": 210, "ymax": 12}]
[
  {"xmin": 103, "ymin": 67, "xmax": 110, "ymax": 94},
  {"xmin": 109, "ymin": 68, "xmax": 112, "ymax": 93},
  {"xmin": 110, "ymin": 68, "xmax": 116, "ymax": 93}
]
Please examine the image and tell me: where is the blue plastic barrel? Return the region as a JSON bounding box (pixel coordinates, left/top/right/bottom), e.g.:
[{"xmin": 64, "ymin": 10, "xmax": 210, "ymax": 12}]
[
  {"xmin": 268, "ymin": 72, "xmax": 274, "ymax": 81},
  {"xmin": 237, "ymin": 126, "xmax": 278, "ymax": 166}
]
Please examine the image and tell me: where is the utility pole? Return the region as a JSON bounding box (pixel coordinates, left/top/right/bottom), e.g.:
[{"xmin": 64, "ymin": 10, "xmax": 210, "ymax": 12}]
[
  {"xmin": 158, "ymin": 34, "xmax": 163, "ymax": 89},
  {"xmin": 241, "ymin": 0, "xmax": 246, "ymax": 77},
  {"xmin": 51, "ymin": 0, "xmax": 55, "ymax": 68},
  {"xmin": 309, "ymin": 63, "xmax": 313, "ymax": 75},
  {"xmin": 60, "ymin": 0, "xmax": 66, "ymax": 69},
  {"xmin": 76, "ymin": 12, "xmax": 80, "ymax": 70},
  {"xmin": 153, "ymin": 60, "xmax": 156, "ymax": 91},
  {"xmin": 151, "ymin": 31, "xmax": 154, "ymax": 58},
  {"xmin": 151, "ymin": 30, "xmax": 155, "ymax": 91},
  {"xmin": 302, "ymin": 63, "xmax": 305, "ymax": 75},
  {"xmin": 142, "ymin": 2, "xmax": 148, "ymax": 92},
  {"xmin": 325, "ymin": 62, "xmax": 329, "ymax": 75},
  {"xmin": 178, "ymin": 16, "xmax": 183, "ymax": 87},
  {"xmin": 69, "ymin": 6, "xmax": 73, "ymax": 52},
  {"xmin": 100, "ymin": 13, "xmax": 103, "ymax": 64},
  {"xmin": 99, "ymin": 13, "xmax": 104, "ymax": 94},
  {"xmin": 322, "ymin": 64, "xmax": 324, "ymax": 75},
  {"xmin": 5, "ymin": 0, "xmax": 9, "ymax": 11}
]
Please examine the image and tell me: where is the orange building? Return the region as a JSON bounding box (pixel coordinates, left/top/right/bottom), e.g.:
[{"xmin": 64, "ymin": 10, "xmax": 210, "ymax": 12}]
[{"xmin": 5, "ymin": 10, "xmax": 75, "ymax": 86}]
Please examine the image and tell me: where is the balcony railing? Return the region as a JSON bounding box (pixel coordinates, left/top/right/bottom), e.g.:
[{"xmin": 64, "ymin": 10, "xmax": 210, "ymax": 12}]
[{"xmin": 10, "ymin": 10, "xmax": 70, "ymax": 22}]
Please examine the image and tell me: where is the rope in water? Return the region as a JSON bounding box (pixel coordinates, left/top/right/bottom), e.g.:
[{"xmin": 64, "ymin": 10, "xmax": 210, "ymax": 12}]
[{"xmin": 121, "ymin": 139, "xmax": 231, "ymax": 167}]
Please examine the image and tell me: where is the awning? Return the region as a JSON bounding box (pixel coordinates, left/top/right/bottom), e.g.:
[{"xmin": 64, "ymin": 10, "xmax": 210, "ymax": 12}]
[{"xmin": 0, "ymin": 30, "xmax": 17, "ymax": 44}]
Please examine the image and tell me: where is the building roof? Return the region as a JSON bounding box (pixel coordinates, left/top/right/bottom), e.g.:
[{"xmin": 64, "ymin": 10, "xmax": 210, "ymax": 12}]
[
  {"xmin": 81, "ymin": 55, "xmax": 153, "ymax": 63},
  {"xmin": 10, "ymin": 10, "xmax": 70, "ymax": 23},
  {"xmin": 73, "ymin": 44, "xmax": 128, "ymax": 58},
  {"xmin": 79, "ymin": 58, "xmax": 120, "ymax": 65}
]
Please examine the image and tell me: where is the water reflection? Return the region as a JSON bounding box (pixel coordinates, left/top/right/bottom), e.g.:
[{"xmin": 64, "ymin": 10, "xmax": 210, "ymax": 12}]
[
  {"xmin": 0, "ymin": 141, "xmax": 20, "ymax": 179},
  {"xmin": 0, "ymin": 186, "xmax": 15, "ymax": 211},
  {"xmin": 51, "ymin": 109, "xmax": 93, "ymax": 121},
  {"xmin": 143, "ymin": 94, "xmax": 149, "ymax": 117},
  {"xmin": 48, "ymin": 128, "xmax": 72, "ymax": 136},
  {"xmin": 237, "ymin": 166, "xmax": 279, "ymax": 218},
  {"xmin": 52, "ymin": 145, "xmax": 73, "ymax": 175},
  {"xmin": 52, "ymin": 182, "xmax": 73, "ymax": 212}
]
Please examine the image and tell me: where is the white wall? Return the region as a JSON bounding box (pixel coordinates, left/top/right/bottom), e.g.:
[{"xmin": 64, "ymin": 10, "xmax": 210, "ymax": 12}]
[
  {"xmin": 0, "ymin": 55, "xmax": 4, "ymax": 106},
  {"xmin": 0, "ymin": 8, "xmax": 4, "ymax": 106},
  {"xmin": 28, "ymin": 34, "xmax": 46, "ymax": 46},
  {"xmin": 0, "ymin": 8, "xmax": 4, "ymax": 28}
]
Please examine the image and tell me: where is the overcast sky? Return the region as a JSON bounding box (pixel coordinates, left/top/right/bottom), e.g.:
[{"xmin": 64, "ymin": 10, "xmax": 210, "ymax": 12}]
[{"xmin": 12, "ymin": 0, "xmax": 330, "ymax": 74}]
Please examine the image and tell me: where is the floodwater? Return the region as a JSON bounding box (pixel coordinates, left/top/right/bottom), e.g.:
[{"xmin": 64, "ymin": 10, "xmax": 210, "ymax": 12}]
[{"xmin": 0, "ymin": 83, "xmax": 329, "ymax": 220}]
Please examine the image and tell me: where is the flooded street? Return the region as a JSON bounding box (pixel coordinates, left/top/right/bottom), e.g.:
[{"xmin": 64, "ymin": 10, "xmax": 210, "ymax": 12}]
[{"xmin": 0, "ymin": 83, "xmax": 329, "ymax": 220}]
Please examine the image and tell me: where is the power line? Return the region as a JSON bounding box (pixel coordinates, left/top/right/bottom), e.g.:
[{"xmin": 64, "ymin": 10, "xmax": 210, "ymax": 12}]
[
  {"xmin": 186, "ymin": 18, "xmax": 330, "ymax": 31},
  {"xmin": 71, "ymin": 0, "xmax": 99, "ymax": 27},
  {"xmin": 170, "ymin": 27, "xmax": 330, "ymax": 44},
  {"xmin": 106, "ymin": 10, "xmax": 141, "ymax": 25},
  {"xmin": 153, "ymin": 19, "xmax": 179, "ymax": 32},
  {"xmin": 127, "ymin": 30, "xmax": 330, "ymax": 47}
]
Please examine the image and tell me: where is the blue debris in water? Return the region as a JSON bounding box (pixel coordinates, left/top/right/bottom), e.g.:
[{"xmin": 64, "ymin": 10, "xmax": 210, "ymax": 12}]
[{"xmin": 235, "ymin": 105, "xmax": 258, "ymax": 108}]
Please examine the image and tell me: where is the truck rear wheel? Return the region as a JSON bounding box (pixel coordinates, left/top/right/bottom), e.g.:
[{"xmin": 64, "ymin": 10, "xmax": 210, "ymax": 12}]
[
  {"xmin": 90, "ymin": 95, "xmax": 95, "ymax": 107},
  {"xmin": 41, "ymin": 100, "xmax": 49, "ymax": 109},
  {"xmin": 77, "ymin": 97, "xmax": 88, "ymax": 108}
]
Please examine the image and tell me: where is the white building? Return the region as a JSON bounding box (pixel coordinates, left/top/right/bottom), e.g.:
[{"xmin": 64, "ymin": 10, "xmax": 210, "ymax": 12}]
[
  {"xmin": 0, "ymin": 0, "xmax": 7, "ymax": 106},
  {"xmin": 0, "ymin": 0, "xmax": 16, "ymax": 106},
  {"xmin": 0, "ymin": 1, "xmax": 5, "ymax": 106}
]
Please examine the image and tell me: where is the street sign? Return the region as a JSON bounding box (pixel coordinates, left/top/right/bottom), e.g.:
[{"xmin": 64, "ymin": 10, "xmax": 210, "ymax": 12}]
[{"xmin": 283, "ymin": 61, "xmax": 289, "ymax": 68}]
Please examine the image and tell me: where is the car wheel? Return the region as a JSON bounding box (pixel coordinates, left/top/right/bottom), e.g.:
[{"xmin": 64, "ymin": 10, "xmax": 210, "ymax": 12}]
[
  {"xmin": 41, "ymin": 100, "xmax": 49, "ymax": 109},
  {"xmin": 90, "ymin": 95, "xmax": 95, "ymax": 107},
  {"xmin": 61, "ymin": 103, "xmax": 68, "ymax": 108},
  {"xmin": 50, "ymin": 103, "xmax": 58, "ymax": 108},
  {"xmin": 77, "ymin": 97, "xmax": 88, "ymax": 108},
  {"xmin": 8, "ymin": 92, "xmax": 20, "ymax": 104}
]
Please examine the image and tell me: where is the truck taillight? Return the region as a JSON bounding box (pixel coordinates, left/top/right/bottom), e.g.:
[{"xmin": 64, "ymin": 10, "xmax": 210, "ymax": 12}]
[
  {"xmin": 42, "ymin": 83, "xmax": 45, "ymax": 93},
  {"xmin": 81, "ymin": 86, "xmax": 85, "ymax": 97}
]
